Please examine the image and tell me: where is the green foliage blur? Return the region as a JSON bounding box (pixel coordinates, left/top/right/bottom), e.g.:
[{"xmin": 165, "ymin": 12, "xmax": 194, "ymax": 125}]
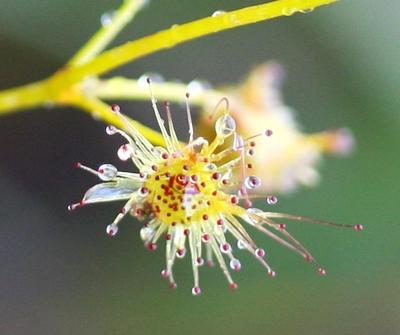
[{"xmin": 0, "ymin": 1, "xmax": 399, "ymax": 334}]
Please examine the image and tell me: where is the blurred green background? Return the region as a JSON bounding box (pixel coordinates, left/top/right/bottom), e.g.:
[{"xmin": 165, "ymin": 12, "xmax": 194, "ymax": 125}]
[{"xmin": 1, "ymin": 1, "xmax": 399, "ymax": 334}]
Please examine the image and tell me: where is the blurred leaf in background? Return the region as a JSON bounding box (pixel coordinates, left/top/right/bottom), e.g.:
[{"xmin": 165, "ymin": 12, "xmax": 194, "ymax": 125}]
[{"xmin": 0, "ymin": 1, "xmax": 399, "ymax": 335}]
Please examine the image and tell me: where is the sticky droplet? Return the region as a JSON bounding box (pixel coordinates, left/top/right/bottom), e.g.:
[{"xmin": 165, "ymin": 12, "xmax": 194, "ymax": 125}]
[
  {"xmin": 215, "ymin": 114, "xmax": 236, "ymax": 137},
  {"xmin": 212, "ymin": 10, "xmax": 227, "ymax": 17},
  {"xmin": 98, "ymin": 164, "xmax": 117, "ymax": 181},
  {"xmin": 117, "ymin": 144, "xmax": 132, "ymax": 161},
  {"xmin": 244, "ymin": 175, "xmax": 261, "ymax": 189},
  {"xmin": 186, "ymin": 79, "xmax": 212, "ymax": 95},
  {"xmin": 106, "ymin": 223, "xmax": 118, "ymax": 236},
  {"xmin": 192, "ymin": 286, "xmax": 201, "ymax": 296},
  {"xmin": 266, "ymin": 196, "xmax": 278, "ymax": 205},
  {"xmin": 100, "ymin": 10, "xmax": 116, "ymax": 26},
  {"xmin": 140, "ymin": 226, "xmax": 155, "ymax": 242},
  {"xmin": 230, "ymin": 258, "xmax": 241, "ymax": 271}
]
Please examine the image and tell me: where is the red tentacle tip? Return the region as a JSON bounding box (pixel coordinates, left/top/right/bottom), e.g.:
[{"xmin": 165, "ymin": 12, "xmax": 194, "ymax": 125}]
[
  {"xmin": 230, "ymin": 282, "xmax": 238, "ymax": 290},
  {"xmin": 265, "ymin": 129, "xmax": 273, "ymax": 137},
  {"xmin": 206, "ymin": 260, "xmax": 215, "ymax": 268},
  {"xmin": 278, "ymin": 223, "xmax": 286, "ymax": 230},
  {"xmin": 244, "ymin": 199, "xmax": 253, "ymax": 209},
  {"xmin": 161, "ymin": 269, "xmax": 169, "ymax": 278},
  {"xmin": 354, "ymin": 224, "xmax": 364, "ymax": 231},
  {"xmin": 111, "ymin": 104, "xmax": 120, "ymax": 113},
  {"xmin": 304, "ymin": 254, "xmax": 313, "ymax": 263},
  {"xmin": 192, "ymin": 286, "xmax": 201, "ymax": 296},
  {"xmin": 147, "ymin": 243, "xmax": 157, "ymax": 252}
]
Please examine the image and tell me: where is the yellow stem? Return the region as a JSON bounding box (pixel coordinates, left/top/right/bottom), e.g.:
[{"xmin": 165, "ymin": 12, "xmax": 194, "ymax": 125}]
[
  {"xmin": 0, "ymin": 0, "xmax": 338, "ymax": 144},
  {"xmin": 68, "ymin": 0, "xmax": 148, "ymax": 66},
  {"xmin": 64, "ymin": 0, "xmax": 338, "ymax": 86},
  {"xmin": 0, "ymin": 78, "xmax": 52, "ymax": 115},
  {"xmin": 91, "ymin": 77, "xmax": 221, "ymax": 106},
  {"xmin": 68, "ymin": 93, "xmax": 166, "ymax": 146}
]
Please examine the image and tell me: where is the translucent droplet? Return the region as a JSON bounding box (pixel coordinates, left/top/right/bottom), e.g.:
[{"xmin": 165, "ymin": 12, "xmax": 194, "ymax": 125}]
[
  {"xmin": 106, "ymin": 223, "xmax": 118, "ymax": 236},
  {"xmin": 233, "ymin": 133, "xmax": 244, "ymax": 151},
  {"xmin": 222, "ymin": 170, "xmax": 233, "ymax": 181},
  {"xmin": 100, "ymin": 10, "xmax": 116, "ymax": 27},
  {"xmin": 67, "ymin": 202, "xmax": 82, "ymax": 212},
  {"xmin": 220, "ymin": 224, "xmax": 227, "ymax": 233},
  {"xmin": 138, "ymin": 73, "xmax": 164, "ymax": 87},
  {"xmin": 212, "ymin": 10, "xmax": 227, "ymax": 17},
  {"xmin": 266, "ymin": 195, "xmax": 278, "ymax": 205},
  {"xmin": 246, "ymin": 208, "xmax": 264, "ymax": 224},
  {"xmin": 98, "ymin": 164, "xmax": 117, "ymax": 181},
  {"xmin": 237, "ymin": 240, "xmax": 247, "ymax": 250},
  {"xmin": 176, "ymin": 248, "xmax": 186, "ymax": 258},
  {"xmin": 186, "ymin": 79, "xmax": 212, "ymax": 95},
  {"xmin": 299, "ymin": 8, "xmax": 314, "ymax": 13},
  {"xmin": 230, "ymin": 258, "xmax": 241, "ymax": 271},
  {"xmin": 140, "ymin": 226, "xmax": 155, "ymax": 242},
  {"xmin": 192, "ymin": 286, "xmax": 201, "ymax": 296},
  {"xmin": 117, "ymin": 144, "xmax": 132, "ymax": 161},
  {"xmin": 244, "ymin": 175, "xmax": 261, "ymax": 189},
  {"xmin": 282, "ymin": 7, "xmax": 296, "ymax": 16},
  {"xmin": 215, "ymin": 114, "xmax": 236, "ymax": 137},
  {"xmin": 205, "ymin": 163, "xmax": 217, "ymax": 171},
  {"xmin": 196, "ymin": 257, "xmax": 205, "ymax": 266},
  {"xmin": 106, "ymin": 125, "xmax": 117, "ymax": 135},
  {"xmin": 152, "ymin": 146, "xmax": 169, "ymax": 159}
]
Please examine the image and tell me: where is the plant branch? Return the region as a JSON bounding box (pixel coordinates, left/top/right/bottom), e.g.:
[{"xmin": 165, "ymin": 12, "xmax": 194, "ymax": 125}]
[
  {"xmin": 91, "ymin": 77, "xmax": 221, "ymax": 106},
  {"xmin": 0, "ymin": 0, "xmax": 338, "ymax": 145},
  {"xmin": 68, "ymin": 0, "xmax": 148, "ymax": 66},
  {"xmin": 64, "ymin": 0, "xmax": 338, "ymax": 86},
  {"xmin": 68, "ymin": 93, "xmax": 166, "ymax": 145}
]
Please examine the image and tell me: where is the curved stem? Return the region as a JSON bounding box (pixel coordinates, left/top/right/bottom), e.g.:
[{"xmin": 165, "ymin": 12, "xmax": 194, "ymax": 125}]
[
  {"xmin": 68, "ymin": 0, "xmax": 148, "ymax": 66},
  {"xmin": 65, "ymin": 0, "xmax": 338, "ymax": 86}
]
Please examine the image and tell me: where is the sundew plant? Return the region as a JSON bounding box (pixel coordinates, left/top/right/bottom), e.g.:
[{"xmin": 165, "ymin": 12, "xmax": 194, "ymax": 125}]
[{"xmin": 0, "ymin": 0, "xmax": 362, "ymax": 295}]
